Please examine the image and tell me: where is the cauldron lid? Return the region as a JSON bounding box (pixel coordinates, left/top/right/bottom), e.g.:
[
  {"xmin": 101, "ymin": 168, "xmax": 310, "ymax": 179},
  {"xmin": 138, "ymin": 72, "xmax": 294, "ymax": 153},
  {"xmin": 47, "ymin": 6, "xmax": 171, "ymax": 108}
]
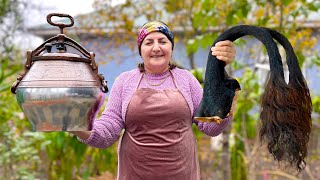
[{"xmin": 11, "ymin": 13, "xmax": 109, "ymax": 94}]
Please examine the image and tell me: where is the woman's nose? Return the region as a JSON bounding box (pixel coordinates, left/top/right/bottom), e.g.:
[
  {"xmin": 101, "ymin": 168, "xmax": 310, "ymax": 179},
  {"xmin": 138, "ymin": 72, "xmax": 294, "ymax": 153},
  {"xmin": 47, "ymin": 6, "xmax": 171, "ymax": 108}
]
[{"xmin": 152, "ymin": 42, "xmax": 161, "ymax": 51}]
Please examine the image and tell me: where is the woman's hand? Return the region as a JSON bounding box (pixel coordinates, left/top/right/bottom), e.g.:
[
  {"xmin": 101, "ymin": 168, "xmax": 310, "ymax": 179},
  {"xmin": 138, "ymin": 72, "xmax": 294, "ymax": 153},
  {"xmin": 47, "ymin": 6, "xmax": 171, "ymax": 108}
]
[
  {"xmin": 211, "ymin": 40, "xmax": 236, "ymax": 65},
  {"xmin": 69, "ymin": 131, "xmax": 92, "ymax": 140}
]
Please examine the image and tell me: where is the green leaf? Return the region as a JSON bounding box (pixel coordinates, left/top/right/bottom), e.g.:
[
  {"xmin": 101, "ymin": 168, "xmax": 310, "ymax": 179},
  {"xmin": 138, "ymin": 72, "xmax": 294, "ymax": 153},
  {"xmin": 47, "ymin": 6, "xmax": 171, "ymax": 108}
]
[
  {"xmin": 282, "ymin": 0, "xmax": 293, "ymax": 6},
  {"xmin": 296, "ymin": 51, "xmax": 306, "ymax": 67},
  {"xmin": 186, "ymin": 38, "xmax": 199, "ymax": 56},
  {"xmin": 307, "ymin": 2, "xmax": 319, "ymax": 11},
  {"xmin": 0, "ymin": 84, "xmax": 10, "ymax": 92},
  {"xmin": 226, "ymin": 10, "xmax": 235, "ymax": 25},
  {"xmin": 199, "ymin": 33, "xmax": 218, "ymax": 49}
]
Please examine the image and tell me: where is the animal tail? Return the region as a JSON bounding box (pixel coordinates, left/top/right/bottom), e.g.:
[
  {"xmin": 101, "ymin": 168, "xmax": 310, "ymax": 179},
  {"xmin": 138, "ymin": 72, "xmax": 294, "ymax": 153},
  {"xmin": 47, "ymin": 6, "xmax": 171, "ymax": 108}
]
[
  {"xmin": 197, "ymin": 25, "xmax": 283, "ymax": 119},
  {"xmin": 260, "ymin": 28, "xmax": 312, "ymax": 171},
  {"xmin": 196, "ymin": 25, "xmax": 312, "ymax": 171}
]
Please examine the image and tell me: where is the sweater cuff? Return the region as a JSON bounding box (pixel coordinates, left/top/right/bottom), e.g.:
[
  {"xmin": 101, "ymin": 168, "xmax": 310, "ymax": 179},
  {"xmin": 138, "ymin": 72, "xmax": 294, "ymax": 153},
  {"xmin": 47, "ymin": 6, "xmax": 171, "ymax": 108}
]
[
  {"xmin": 194, "ymin": 115, "xmax": 232, "ymax": 127},
  {"xmin": 77, "ymin": 130, "xmax": 95, "ymax": 144},
  {"xmin": 192, "ymin": 119, "xmax": 199, "ymax": 126}
]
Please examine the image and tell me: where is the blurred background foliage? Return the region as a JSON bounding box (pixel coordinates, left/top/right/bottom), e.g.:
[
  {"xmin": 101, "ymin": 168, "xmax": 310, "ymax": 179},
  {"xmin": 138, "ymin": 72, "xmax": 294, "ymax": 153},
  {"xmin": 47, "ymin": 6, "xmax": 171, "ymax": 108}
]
[{"xmin": 0, "ymin": 0, "xmax": 320, "ymax": 179}]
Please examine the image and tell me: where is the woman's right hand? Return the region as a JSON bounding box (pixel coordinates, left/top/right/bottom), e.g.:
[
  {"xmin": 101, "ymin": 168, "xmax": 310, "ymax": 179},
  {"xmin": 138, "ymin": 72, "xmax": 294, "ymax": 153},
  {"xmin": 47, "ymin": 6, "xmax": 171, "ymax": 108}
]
[
  {"xmin": 211, "ymin": 40, "xmax": 236, "ymax": 65},
  {"xmin": 69, "ymin": 131, "xmax": 92, "ymax": 140}
]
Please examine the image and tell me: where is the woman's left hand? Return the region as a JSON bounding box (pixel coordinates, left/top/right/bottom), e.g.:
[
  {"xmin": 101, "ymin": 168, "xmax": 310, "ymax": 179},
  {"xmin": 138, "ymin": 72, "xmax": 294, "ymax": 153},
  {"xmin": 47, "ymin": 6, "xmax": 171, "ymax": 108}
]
[{"xmin": 211, "ymin": 40, "xmax": 236, "ymax": 65}]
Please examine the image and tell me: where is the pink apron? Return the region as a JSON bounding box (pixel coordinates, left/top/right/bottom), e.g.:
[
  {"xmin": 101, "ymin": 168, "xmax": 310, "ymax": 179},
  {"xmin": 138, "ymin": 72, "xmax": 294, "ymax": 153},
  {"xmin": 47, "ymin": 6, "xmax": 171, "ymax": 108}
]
[{"xmin": 118, "ymin": 74, "xmax": 200, "ymax": 180}]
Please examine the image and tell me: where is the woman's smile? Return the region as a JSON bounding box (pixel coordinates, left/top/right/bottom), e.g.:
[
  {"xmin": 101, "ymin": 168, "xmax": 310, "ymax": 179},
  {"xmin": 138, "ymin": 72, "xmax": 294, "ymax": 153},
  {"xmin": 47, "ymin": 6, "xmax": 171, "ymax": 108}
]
[{"xmin": 150, "ymin": 54, "xmax": 164, "ymax": 58}]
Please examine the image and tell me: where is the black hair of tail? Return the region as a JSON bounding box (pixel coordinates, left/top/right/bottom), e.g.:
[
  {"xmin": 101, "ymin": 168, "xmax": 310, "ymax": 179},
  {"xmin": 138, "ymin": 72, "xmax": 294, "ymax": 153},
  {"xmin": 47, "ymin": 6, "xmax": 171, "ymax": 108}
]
[{"xmin": 197, "ymin": 25, "xmax": 283, "ymax": 119}]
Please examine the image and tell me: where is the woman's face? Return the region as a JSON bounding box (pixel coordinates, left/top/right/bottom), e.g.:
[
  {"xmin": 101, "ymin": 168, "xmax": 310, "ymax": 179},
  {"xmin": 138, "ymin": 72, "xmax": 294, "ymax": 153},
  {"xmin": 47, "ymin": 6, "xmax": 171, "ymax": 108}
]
[{"xmin": 140, "ymin": 32, "xmax": 173, "ymax": 74}]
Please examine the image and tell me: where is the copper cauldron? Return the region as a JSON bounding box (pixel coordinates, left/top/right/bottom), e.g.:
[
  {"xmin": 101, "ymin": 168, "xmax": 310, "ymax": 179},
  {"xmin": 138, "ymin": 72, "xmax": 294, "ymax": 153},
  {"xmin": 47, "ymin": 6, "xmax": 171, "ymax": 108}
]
[{"xmin": 11, "ymin": 13, "xmax": 108, "ymax": 132}]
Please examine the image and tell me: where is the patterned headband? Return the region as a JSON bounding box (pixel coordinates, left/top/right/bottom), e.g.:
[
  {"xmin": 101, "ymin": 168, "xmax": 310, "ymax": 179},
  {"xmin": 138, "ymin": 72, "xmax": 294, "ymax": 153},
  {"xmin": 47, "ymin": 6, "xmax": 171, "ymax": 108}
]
[{"xmin": 137, "ymin": 21, "xmax": 174, "ymax": 55}]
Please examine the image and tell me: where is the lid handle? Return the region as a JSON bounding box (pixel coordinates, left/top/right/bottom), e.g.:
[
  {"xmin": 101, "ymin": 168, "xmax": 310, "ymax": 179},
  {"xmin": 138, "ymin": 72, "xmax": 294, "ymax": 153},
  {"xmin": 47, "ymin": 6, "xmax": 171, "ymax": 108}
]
[{"xmin": 47, "ymin": 13, "xmax": 74, "ymax": 34}]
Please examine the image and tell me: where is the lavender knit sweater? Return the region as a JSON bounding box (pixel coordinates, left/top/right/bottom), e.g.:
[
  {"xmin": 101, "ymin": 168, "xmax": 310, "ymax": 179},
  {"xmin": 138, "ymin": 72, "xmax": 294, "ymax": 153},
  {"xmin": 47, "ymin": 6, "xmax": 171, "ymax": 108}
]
[{"xmin": 78, "ymin": 68, "xmax": 231, "ymax": 148}]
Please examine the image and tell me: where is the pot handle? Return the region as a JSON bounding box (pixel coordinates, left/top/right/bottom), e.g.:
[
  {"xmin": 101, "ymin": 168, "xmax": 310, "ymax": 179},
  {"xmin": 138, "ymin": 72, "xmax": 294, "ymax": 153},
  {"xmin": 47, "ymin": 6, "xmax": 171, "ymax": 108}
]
[
  {"xmin": 97, "ymin": 74, "xmax": 109, "ymax": 93},
  {"xmin": 11, "ymin": 50, "xmax": 32, "ymax": 94},
  {"xmin": 47, "ymin": 13, "xmax": 74, "ymax": 34}
]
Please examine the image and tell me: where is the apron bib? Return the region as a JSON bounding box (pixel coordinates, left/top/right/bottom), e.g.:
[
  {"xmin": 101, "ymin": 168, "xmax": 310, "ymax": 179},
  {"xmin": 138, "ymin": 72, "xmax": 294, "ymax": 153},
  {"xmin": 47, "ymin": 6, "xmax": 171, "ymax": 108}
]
[{"xmin": 118, "ymin": 73, "xmax": 200, "ymax": 180}]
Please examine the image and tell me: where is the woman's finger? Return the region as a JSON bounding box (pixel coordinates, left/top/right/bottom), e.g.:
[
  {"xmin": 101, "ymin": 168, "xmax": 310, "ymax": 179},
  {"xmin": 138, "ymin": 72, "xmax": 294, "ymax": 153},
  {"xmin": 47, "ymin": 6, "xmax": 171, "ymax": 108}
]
[
  {"xmin": 215, "ymin": 40, "xmax": 233, "ymax": 47},
  {"xmin": 211, "ymin": 41, "xmax": 236, "ymax": 64}
]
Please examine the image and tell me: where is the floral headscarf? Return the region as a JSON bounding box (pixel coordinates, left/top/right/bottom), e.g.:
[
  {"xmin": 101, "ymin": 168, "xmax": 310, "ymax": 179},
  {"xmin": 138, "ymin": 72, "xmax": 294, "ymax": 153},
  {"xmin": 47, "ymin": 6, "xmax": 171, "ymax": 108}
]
[{"xmin": 137, "ymin": 21, "xmax": 174, "ymax": 55}]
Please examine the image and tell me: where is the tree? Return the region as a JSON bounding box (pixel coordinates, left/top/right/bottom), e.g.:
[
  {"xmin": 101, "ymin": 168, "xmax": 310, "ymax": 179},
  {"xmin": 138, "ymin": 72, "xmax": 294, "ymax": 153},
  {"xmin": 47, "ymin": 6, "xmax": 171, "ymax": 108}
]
[
  {"xmin": 0, "ymin": 0, "xmax": 46, "ymax": 179},
  {"xmin": 1, "ymin": 1, "xmax": 121, "ymax": 178},
  {"xmin": 88, "ymin": 0, "xmax": 320, "ymax": 179},
  {"xmin": 2, "ymin": 0, "xmax": 319, "ymax": 179}
]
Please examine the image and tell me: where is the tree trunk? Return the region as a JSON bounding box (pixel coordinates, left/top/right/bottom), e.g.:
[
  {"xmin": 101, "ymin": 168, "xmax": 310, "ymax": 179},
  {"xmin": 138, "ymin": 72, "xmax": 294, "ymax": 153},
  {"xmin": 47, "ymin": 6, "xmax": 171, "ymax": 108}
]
[
  {"xmin": 188, "ymin": 52, "xmax": 196, "ymax": 69},
  {"xmin": 221, "ymin": 125, "xmax": 231, "ymax": 180}
]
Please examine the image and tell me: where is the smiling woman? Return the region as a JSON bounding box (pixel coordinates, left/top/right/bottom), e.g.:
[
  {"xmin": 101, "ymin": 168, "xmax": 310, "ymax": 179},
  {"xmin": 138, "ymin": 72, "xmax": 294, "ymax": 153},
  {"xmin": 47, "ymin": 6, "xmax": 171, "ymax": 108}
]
[
  {"xmin": 140, "ymin": 32, "xmax": 173, "ymax": 73},
  {"xmin": 137, "ymin": 21, "xmax": 176, "ymax": 74},
  {"xmin": 71, "ymin": 20, "xmax": 237, "ymax": 180}
]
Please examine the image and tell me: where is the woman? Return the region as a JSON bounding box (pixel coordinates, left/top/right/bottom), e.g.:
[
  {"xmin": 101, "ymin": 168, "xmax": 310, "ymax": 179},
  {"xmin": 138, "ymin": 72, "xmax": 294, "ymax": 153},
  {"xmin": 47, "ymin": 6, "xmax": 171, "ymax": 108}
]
[{"xmin": 72, "ymin": 21, "xmax": 236, "ymax": 180}]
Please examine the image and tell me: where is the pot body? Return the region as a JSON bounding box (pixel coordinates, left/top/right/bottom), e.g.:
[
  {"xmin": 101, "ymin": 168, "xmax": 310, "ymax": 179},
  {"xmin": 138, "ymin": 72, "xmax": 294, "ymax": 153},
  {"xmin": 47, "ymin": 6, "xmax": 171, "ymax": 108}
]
[
  {"xmin": 15, "ymin": 60, "xmax": 105, "ymax": 132},
  {"xmin": 12, "ymin": 13, "xmax": 108, "ymax": 132},
  {"xmin": 16, "ymin": 87, "xmax": 104, "ymax": 131}
]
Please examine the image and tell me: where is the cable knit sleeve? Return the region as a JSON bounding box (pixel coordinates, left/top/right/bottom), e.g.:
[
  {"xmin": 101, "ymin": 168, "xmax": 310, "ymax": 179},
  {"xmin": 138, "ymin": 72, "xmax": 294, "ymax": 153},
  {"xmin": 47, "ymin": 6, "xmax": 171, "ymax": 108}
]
[
  {"xmin": 187, "ymin": 70, "xmax": 232, "ymax": 137},
  {"xmin": 78, "ymin": 74, "xmax": 126, "ymax": 148}
]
